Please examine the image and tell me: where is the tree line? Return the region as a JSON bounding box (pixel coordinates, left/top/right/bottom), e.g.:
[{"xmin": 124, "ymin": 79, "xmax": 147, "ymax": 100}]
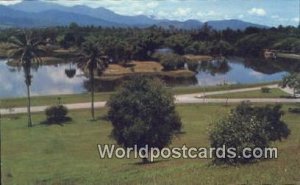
[{"xmin": 1, "ymin": 23, "xmax": 299, "ymax": 63}]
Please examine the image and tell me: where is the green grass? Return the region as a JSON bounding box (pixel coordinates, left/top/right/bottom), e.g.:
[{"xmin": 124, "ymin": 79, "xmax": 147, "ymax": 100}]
[
  {"xmin": 171, "ymin": 81, "xmax": 279, "ymax": 95},
  {"xmin": 206, "ymin": 88, "xmax": 290, "ymax": 98},
  {"xmin": 0, "ymin": 92, "xmax": 114, "ymax": 108},
  {"xmin": 1, "ymin": 104, "xmax": 300, "ymax": 185},
  {"xmin": 0, "ymin": 82, "xmax": 280, "ymax": 108}
]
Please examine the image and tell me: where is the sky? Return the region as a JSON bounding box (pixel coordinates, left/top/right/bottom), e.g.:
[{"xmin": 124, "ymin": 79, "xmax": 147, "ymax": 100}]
[{"xmin": 0, "ymin": 0, "xmax": 299, "ymax": 26}]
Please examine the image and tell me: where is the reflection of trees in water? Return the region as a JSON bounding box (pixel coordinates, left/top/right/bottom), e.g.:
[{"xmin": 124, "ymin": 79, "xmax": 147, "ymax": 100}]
[
  {"xmin": 197, "ymin": 59, "xmax": 231, "ymax": 76},
  {"xmin": 244, "ymin": 58, "xmax": 300, "ymax": 74},
  {"xmin": 9, "ymin": 63, "xmax": 41, "ymax": 73},
  {"xmin": 83, "ymin": 79, "xmax": 120, "ymax": 92},
  {"xmin": 83, "ymin": 75, "xmax": 198, "ymax": 92}
]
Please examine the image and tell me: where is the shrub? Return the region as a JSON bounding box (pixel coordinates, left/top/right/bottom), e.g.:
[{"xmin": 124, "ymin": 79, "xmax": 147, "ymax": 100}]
[
  {"xmin": 159, "ymin": 53, "xmax": 186, "ymax": 71},
  {"xmin": 107, "ymin": 76, "xmax": 182, "ymax": 163},
  {"xmin": 210, "ymin": 113, "xmax": 269, "ymax": 164},
  {"xmin": 44, "ymin": 105, "xmax": 71, "ymax": 124},
  {"xmin": 186, "ymin": 60, "xmax": 199, "ymax": 72},
  {"xmin": 261, "ymin": 87, "xmax": 271, "ymax": 93},
  {"xmin": 288, "ymin": 107, "xmax": 300, "ymax": 113},
  {"xmin": 234, "ymin": 102, "xmax": 290, "ymax": 141},
  {"xmin": 161, "ymin": 58, "xmax": 177, "ymax": 71},
  {"xmin": 210, "ymin": 102, "xmax": 290, "ymax": 164}
]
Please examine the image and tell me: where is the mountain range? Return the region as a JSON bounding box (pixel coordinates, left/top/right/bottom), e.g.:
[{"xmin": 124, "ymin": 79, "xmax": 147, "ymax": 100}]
[{"xmin": 0, "ymin": 1, "xmax": 267, "ymax": 30}]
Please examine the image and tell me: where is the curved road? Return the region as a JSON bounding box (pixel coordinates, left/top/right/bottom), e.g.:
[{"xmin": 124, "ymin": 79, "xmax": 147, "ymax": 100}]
[{"xmin": 1, "ymin": 85, "xmax": 299, "ymax": 115}]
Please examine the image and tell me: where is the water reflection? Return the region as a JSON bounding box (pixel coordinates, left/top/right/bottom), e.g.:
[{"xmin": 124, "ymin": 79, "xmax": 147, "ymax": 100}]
[
  {"xmin": 0, "ymin": 57, "xmax": 298, "ymax": 98},
  {"xmin": 198, "ymin": 59, "xmax": 231, "ymax": 76},
  {"xmin": 0, "ymin": 60, "xmax": 87, "ymax": 98},
  {"xmin": 195, "ymin": 57, "xmax": 289, "ymax": 86}
]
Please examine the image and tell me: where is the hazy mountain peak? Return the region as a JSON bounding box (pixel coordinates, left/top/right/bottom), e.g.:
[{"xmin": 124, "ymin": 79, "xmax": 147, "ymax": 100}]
[{"xmin": 2, "ymin": 1, "xmax": 267, "ymax": 29}]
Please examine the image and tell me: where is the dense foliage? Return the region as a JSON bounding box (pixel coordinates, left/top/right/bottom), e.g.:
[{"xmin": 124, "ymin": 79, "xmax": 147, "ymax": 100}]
[
  {"xmin": 1, "ymin": 24, "xmax": 299, "ymax": 61},
  {"xmin": 45, "ymin": 105, "xmax": 71, "ymax": 124},
  {"xmin": 210, "ymin": 102, "xmax": 290, "ymax": 164},
  {"xmin": 281, "ymin": 73, "xmax": 300, "ymax": 97},
  {"xmin": 107, "ymin": 76, "xmax": 182, "ymax": 162}
]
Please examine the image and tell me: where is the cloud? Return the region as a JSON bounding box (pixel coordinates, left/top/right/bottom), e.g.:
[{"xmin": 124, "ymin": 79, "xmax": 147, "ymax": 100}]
[
  {"xmin": 174, "ymin": 7, "xmax": 191, "ymax": 17},
  {"xmin": 248, "ymin": 8, "xmax": 266, "ymax": 16},
  {"xmin": 291, "ymin": 17, "xmax": 299, "ymax": 23},
  {"xmin": 146, "ymin": 2, "xmax": 159, "ymax": 9},
  {"xmin": 0, "ymin": 0, "xmax": 21, "ymax": 5}
]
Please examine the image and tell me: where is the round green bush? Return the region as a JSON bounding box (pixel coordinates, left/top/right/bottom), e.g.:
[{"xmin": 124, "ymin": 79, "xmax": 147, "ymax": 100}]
[{"xmin": 45, "ymin": 105, "xmax": 70, "ymax": 124}]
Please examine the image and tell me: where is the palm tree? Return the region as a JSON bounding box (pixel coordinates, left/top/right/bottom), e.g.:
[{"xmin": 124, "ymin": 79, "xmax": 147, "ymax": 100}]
[
  {"xmin": 8, "ymin": 32, "xmax": 44, "ymax": 127},
  {"xmin": 78, "ymin": 42, "xmax": 108, "ymax": 120}
]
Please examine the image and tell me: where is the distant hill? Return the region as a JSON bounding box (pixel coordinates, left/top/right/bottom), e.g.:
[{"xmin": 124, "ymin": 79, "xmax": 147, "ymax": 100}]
[
  {"xmin": 2, "ymin": 1, "xmax": 268, "ymax": 30},
  {"xmin": 0, "ymin": 5, "xmax": 123, "ymax": 27},
  {"xmin": 206, "ymin": 19, "xmax": 267, "ymax": 30},
  {"xmin": 10, "ymin": 1, "xmax": 157, "ymax": 26},
  {"xmin": 157, "ymin": 20, "xmax": 203, "ymax": 29}
]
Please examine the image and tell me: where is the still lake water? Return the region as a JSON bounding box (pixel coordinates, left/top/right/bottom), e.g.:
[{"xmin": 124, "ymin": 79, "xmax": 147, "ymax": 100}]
[{"xmin": 0, "ymin": 58, "xmax": 288, "ymax": 98}]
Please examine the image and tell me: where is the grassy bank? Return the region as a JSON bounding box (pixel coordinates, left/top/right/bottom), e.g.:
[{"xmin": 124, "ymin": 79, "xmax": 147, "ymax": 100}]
[
  {"xmin": 206, "ymin": 88, "xmax": 289, "ymax": 98},
  {"xmin": 1, "ymin": 104, "xmax": 300, "ymax": 185},
  {"xmin": 277, "ymin": 53, "xmax": 300, "ymax": 60},
  {"xmin": 171, "ymin": 81, "xmax": 280, "ymax": 95},
  {"xmin": 0, "ymin": 82, "xmax": 280, "ymax": 108}
]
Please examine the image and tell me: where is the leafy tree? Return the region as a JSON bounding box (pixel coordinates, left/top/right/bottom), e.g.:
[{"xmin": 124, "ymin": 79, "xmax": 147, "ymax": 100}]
[
  {"xmin": 77, "ymin": 42, "xmax": 108, "ymax": 120},
  {"xmin": 281, "ymin": 73, "xmax": 300, "ymax": 97},
  {"xmin": 44, "ymin": 105, "xmax": 71, "ymax": 124},
  {"xmin": 157, "ymin": 53, "xmax": 187, "ymax": 71},
  {"xmin": 107, "ymin": 76, "xmax": 182, "ymax": 163},
  {"xmin": 210, "ymin": 40, "xmax": 234, "ymax": 56},
  {"xmin": 8, "ymin": 32, "xmax": 44, "ymax": 127},
  {"xmin": 210, "ymin": 102, "xmax": 290, "ymax": 164},
  {"xmin": 165, "ymin": 34, "xmax": 191, "ymax": 55},
  {"xmin": 234, "ymin": 102, "xmax": 290, "ymax": 141},
  {"xmin": 210, "ymin": 111, "xmax": 269, "ymax": 164}
]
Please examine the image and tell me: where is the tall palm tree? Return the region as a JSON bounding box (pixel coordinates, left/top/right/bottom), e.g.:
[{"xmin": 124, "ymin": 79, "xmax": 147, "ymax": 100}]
[
  {"xmin": 78, "ymin": 42, "xmax": 108, "ymax": 120},
  {"xmin": 8, "ymin": 32, "xmax": 44, "ymax": 127}
]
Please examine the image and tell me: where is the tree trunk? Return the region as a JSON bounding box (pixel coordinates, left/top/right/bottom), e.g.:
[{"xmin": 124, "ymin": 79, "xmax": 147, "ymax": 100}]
[
  {"xmin": 90, "ymin": 69, "xmax": 95, "ymax": 120},
  {"xmin": 26, "ymin": 84, "xmax": 32, "ymax": 127}
]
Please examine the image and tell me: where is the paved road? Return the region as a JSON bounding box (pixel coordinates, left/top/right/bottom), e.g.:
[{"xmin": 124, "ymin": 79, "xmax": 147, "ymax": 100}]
[{"xmin": 1, "ymin": 85, "xmax": 299, "ymax": 115}]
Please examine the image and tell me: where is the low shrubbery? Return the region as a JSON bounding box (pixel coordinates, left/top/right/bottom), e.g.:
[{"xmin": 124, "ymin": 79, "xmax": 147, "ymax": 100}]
[
  {"xmin": 186, "ymin": 60, "xmax": 199, "ymax": 72},
  {"xmin": 288, "ymin": 107, "xmax": 300, "ymax": 113},
  {"xmin": 210, "ymin": 102, "xmax": 290, "ymax": 165},
  {"xmin": 43, "ymin": 105, "xmax": 71, "ymax": 125},
  {"xmin": 154, "ymin": 53, "xmax": 187, "ymax": 71},
  {"xmin": 261, "ymin": 87, "xmax": 271, "ymax": 93}
]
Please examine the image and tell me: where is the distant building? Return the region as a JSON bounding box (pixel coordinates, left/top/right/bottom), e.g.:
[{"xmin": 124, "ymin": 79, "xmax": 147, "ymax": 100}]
[
  {"xmin": 155, "ymin": 48, "xmax": 174, "ymax": 54},
  {"xmin": 264, "ymin": 49, "xmax": 277, "ymax": 59}
]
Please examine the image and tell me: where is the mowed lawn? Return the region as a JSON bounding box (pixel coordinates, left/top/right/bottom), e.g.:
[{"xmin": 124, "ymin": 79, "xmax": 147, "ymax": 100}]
[
  {"xmin": 206, "ymin": 88, "xmax": 290, "ymax": 99},
  {"xmin": 1, "ymin": 104, "xmax": 300, "ymax": 185},
  {"xmin": 0, "ymin": 82, "xmax": 280, "ymax": 108}
]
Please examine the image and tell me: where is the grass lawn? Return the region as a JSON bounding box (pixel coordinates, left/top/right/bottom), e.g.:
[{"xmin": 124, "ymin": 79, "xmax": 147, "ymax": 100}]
[
  {"xmin": 0, "ymin": 82, "xmax": 280, "ymax": 108},
  {"xmin": 101, "ymin": 61, "xmax": 195, "ymax": 80},
  {"xmin": 206, "ymin": 88, "xmax": 290, "ymax": 98},
  {"xmin": 0, "ymin": 92, "xmax": 114, "ymax": 109},
  {"xmin": 1, "ymin": 104, "xmax": 300, "ymax": 185}
]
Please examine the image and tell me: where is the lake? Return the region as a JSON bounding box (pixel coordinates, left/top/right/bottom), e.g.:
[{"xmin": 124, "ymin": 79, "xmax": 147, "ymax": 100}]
[{"xmin": 0, "ymin": 57, "xmax": 296, "ymax": 98}]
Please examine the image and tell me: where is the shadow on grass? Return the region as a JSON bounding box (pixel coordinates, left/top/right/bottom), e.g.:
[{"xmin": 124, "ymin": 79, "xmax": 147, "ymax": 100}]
[
  {"xmin": 40, "ymin": 117, "xmax": 72, "ymax": 126},
  {"xmin": 288, "ymin": 107, "xmax": 300, "ymax": 114},
  {"xmin": 280, "ymin": 95, "xmax": 297, "ymax": 99},
  {"xmin": 133, "ymin": 159, "xmax": 171, "ymax": 166}
]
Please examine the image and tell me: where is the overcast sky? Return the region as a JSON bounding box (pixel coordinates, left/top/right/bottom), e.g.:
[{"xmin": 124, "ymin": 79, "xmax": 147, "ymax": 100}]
[{"xmin": 1, "ymin": 0, "xmax": 299, "ymax": 26}]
